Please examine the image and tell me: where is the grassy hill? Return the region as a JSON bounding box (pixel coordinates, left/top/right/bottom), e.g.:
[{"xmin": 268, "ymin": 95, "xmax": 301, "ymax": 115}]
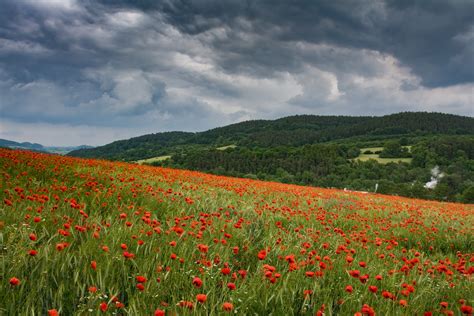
[
  {"xmin": 1, "ymin": 149, "xmax": 473, "ymax": 315},
  {"xmin": 0, "ymin": 138, "xmax": 93, "ymax": 155},
  {"xmin": 67, "ymin": 112, "xmax": 474, "ymax": 203},
  {"xmin": 69, "ymin": 112, "xmax": 474, "ymax": 161}
]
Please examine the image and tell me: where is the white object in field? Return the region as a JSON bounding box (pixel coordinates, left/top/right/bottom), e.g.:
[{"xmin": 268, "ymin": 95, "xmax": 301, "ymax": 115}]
[{"xmin": 424, "ymin": 166, "xmax": 444, "ymax": 189}]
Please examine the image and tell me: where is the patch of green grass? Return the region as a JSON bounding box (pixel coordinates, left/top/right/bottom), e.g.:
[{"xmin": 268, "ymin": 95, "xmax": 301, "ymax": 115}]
[
  {"xmin": 216, "ymin": 145, "xmax": 237, "ymax": 150},
  {"xmin": 135, "ymin": 155, "xmax": 171, "ymax": 164},
  {"xmin": 355, "ymin": 146, "xmax": 412, "ymax": 164},
  {"xmin": 360, "ymin": 147, "xmax": 384, "ymax": 153},
  {"xmin": 355, "ymin": 155, "xmax": 412, "ymax": 164}
]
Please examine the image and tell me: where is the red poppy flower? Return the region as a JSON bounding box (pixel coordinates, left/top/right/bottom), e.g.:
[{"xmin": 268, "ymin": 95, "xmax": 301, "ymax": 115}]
[
  {"xmin": 154, "ymin": 309, "xmax": 165, "ymax": 316},
  {"xmin": 196, "ymin": 294, "xmax": 207, "ymax": 303},
  {"xmin": 9, "ymin": 277, "xmax": 20, "ymax": 286},
  {"xmin": 461, "ymin": 305, "xmax": 473, "ymax": 315},
  {"xmin": 221, "ymin": 267, "xmax": 231, "ymax": 275},
  {"xmin": 192, "ymin": 277, "xmax": 203, "ymax": 288},
  {"xmin": 100, "ymin": 302, "xmax": 107, "ymax": 312},
  {"xmin": 222, "ymin": 302, "xmax": 234, "ymax": 312}
]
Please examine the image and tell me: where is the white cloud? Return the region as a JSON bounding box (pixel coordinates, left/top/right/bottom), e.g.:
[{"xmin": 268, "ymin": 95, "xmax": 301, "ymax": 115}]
[
  {"xmin": 23, "ymin": 0, "xmax": 80, "ymax": 12},
  {"xmin": 0, "ymin": 38, "xmax": 50, "ymax": 55},
  {"xmin": 0, "ymin": 120, "xmax": 146, "ymax": 146},
  {"xmin": 0, "ymin": 2, "xmax": 472, "ymax": 146},
  {"xmin": 106, "ymin": 10, "xmax": 147, "ymax": 28}
]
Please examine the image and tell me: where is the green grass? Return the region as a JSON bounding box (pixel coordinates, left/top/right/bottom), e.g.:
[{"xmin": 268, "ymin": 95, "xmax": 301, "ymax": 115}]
[
  {"xmin": 135, "ymin": 155, "xmax": 171, "ymax": 164},
  {"xmin": 216, "ymin": 145, "xmax": 237, "ymax": 150},
  {"xmin": 355, "ymin": 146, "xmax": 412, "ymax": 164},
  {"xmin": 1, "ymin": 149, "xmax": 473, "ymax": 315}
]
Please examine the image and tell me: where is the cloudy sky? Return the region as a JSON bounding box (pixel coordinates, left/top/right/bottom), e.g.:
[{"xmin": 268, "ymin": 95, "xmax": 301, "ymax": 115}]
[{"xmin": 0, "ymin": 0, "xmax": 473, "ymax": 146}]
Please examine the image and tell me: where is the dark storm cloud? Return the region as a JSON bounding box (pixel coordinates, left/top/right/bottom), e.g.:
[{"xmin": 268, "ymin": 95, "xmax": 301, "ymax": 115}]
[
  {"xmin": 152, "ymin": 0, "xmax": 474, "ymax": 87},
  {"xmin": 0, "ymin": 0, "xmax": 472, "ymax": 146}
]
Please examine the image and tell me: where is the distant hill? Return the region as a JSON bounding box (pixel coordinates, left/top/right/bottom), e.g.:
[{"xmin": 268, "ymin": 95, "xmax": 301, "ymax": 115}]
[
  {"xmin": 68, "ymin": 112, "xmax": 474, "ymax": 161},
  {"xmin": 0, "ymin": 139, "xmax": 44, "ymax": 151},
  {"xmin": 0, "ymin": 139, "xmax": 93, "ymax": 154}
]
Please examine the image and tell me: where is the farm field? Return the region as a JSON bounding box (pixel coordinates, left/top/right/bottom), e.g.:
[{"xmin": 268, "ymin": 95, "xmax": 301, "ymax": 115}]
[
  {"xmin": 354, "ymin": 147, "xmax": 413, "ymax": 164},
  {"xmin": 1, "ymin": 149, "xmax": 473, "ymax": 315},
  {"xmin": 216, "ymin": 145, "xmax": 237, "ymax": 151},
  {"xmin": 135, "ymin": 156, "xmax": 172, "ymax": 165}
]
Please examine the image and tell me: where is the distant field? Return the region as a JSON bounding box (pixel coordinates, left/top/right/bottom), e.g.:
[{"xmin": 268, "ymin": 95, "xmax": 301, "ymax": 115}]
[
  {"xmin": 354, "ymin": 146, "xmax": 412, "ymax": 164},
  {"xmin": 216, "ymin": 144, "xmax": 237, "ymax": 150},
  {"xmin": 360, "ymin": 147, "xmax": 384, "ymax": 152},
  {"xmin": 355, "ymin": 155, "xmax": 413, "ymax": 164},
  {"xmin": 135, "ymin": 155, "xmax": 171, "ymax": 164}
]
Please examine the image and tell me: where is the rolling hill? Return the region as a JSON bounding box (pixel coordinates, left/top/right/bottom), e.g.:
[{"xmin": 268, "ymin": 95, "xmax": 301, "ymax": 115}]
[
  {"xmin": 68, "ymin": 112, "xmax": 474, "ymax": 161},
  {"xmin": 0, "ymin": 139, "xmax": 93, "ymax": 154},
  {"xmin": 65, "ymin": 112, "xmax": 474, "ymax": 203},
  {"xmin": 1, "ymin": 149, "xmax": 473, "ymax": 314}
]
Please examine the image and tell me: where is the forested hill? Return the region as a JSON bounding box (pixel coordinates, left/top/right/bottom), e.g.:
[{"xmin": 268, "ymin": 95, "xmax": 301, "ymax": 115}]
[{"xmin": 69, "ymin": 112, "xmax": 473, "ymax": 160}]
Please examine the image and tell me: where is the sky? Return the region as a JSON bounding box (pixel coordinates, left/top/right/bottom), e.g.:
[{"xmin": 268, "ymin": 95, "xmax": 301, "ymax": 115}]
[{"xmin": 0, "ymin": 0, "xmax": 473, "ymax": 146}]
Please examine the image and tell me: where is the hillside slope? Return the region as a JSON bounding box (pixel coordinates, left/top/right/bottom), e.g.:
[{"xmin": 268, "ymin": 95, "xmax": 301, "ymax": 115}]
[
  {"xmin": 1, "ymin": 149, "xmax": 473, "ymax": 315},
  {"xmin": 0, "ymin": 138, "xmax": 93, "ymax": 154},
  {"xmin": 68, "ymin": 112, "xmax": 474, "ymax": 160}
]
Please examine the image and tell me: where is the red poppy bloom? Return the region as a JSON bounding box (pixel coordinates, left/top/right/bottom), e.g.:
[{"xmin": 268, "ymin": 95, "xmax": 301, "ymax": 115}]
[
  {"xmin": 305, "ymin": 271, "xmax": 315, "ymax": 277},
  {"xmin": 123, "ymin": 251, "xmax": 135, "ymax": 259},
  {"xmin": 222, "ymin": 302, "xmax": 234, "ymax": 312},
  {"xmin": 48, "ymin": 309, "xmax": 59, "ymax": 316},
  {"xmin": 100, "ymin": 302, "xmax": 107, "ymax": 312},
  {"xmin": 197, "ymin": 244, "xmax": 208, "ymax": 253},
  {"xmin": 196, "ymin": 294, "xmax": 207, "ymax": 303},
  {"xmin": 461, "ymin": 305, "xmax": 473, "ymax": 315},
  {"xmin": 349, "ymin": 270, "xmax": 360, "ymax": 278},
  {"xmin": 192, "ymin": 277, "xmax": 203, "ymax": 288},
  {"xmin": 9, "ymin": 277, "xmax": 20, "ymax": 286},
  {"xmin": 154, "ymin": 309, "xmax": 165, "ymax": 316},
  {"xmin": 221, "ymin": 267, "xmax": 231, "ymax": 275}
]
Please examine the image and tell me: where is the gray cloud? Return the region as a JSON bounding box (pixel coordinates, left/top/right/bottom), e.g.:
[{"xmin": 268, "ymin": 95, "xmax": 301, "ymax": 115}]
[{"xmin": 0, "ymin": 0, "xmax": 472, "ymax": 146}]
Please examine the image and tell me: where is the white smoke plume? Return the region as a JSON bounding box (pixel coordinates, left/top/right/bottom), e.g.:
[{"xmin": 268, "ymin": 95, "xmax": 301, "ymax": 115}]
[{"xmin": 424, "ymin": 166, "xmax": 444, "ymax": 189}]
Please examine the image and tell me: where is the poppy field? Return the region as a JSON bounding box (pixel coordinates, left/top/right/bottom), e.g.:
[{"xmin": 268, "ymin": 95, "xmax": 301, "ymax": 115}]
[{"xmin": 1, "ymin": 149, "xmax": 473, "ymax": 315}]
